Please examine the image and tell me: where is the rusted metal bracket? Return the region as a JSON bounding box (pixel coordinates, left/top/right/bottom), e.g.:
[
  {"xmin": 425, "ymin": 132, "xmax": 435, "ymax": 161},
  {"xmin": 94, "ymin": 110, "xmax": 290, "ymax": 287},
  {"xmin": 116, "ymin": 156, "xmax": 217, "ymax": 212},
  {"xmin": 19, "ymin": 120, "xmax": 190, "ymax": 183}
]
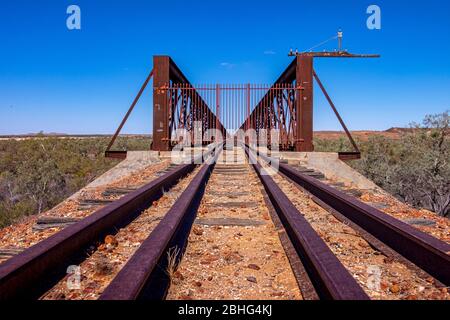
[
  {"xmin": 105, "ymin": 68, "xmax": 154, "ymax": 158},
  {"xmin": 313, "ymin": 70, "xmax": 361, "ymax": 160}
]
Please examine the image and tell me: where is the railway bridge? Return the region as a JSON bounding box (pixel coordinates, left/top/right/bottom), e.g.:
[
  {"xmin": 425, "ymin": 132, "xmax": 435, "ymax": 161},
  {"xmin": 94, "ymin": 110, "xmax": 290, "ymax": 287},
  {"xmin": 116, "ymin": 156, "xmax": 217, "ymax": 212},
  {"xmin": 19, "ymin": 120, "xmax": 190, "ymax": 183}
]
[
  {"xmin": 1, "ymin": 50, "xmax": 449, "ymax": 301},
  {"xmin": 105, "ymin": 50, "xmax": 379, "ymax": 161}
]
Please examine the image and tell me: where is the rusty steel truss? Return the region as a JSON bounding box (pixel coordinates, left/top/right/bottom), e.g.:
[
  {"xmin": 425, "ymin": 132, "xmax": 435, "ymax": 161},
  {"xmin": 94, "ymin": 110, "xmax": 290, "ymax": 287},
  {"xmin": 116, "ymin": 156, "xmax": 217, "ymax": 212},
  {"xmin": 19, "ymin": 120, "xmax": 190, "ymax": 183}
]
[
  {"xmin": 152, "ymin": 56, "xmax": 227, "ymax": 151},
  {"xmin": 240, "ymin": 51, "xmax": 379, "ymax": 156},
  {"xmin": 105, "ymin": 52, "xmax": 379, "ymax": 159},
  {"xmin": 166, "ymin": 84, "xmax": 302, "ymax": 150}
]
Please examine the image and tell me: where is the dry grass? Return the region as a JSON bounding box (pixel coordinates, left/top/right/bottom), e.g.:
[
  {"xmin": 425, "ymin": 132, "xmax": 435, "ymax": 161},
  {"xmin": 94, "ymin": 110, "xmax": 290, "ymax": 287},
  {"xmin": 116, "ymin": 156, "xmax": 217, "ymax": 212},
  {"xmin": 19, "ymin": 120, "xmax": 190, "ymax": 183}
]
[{"xmin": 166, "ymin": 246, "xmax": 181, "ymax": 286}]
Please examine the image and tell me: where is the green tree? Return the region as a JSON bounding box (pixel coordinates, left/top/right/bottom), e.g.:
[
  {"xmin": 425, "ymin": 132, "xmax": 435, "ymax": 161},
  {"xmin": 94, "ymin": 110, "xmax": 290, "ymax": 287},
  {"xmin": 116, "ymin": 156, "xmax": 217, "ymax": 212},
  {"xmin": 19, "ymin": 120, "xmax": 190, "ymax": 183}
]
[{"xmin": 391, "ymin": 111, "xmax": 449, "ymax": 216}]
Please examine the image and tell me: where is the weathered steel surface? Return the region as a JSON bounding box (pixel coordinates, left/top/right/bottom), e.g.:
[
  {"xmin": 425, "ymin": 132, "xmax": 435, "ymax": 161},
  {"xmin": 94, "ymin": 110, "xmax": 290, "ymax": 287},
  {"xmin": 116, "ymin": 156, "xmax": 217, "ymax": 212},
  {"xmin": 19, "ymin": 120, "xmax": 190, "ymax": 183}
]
[
  {"xmin": 153, "ymin": 56, "xmax": 171, "ymax": 151},
  {"xmin": 238, "ymin": 51, "xmax": 378, "ymax": 153},
  {"xmin": 245, "ymin": 146, "xmax": 369, "ymax": 300},
  {"xmin": 258, "ymin": 179, "xmax": 319, "ymax": 300},
  {"xmin": 99, "ymin": 147, "xmax": 222, "ymax": 300},
  {"xmin": 296, "ymin": 55, "xmax": 314, "ymax": 152},
  {"xmin": 269, "ymin": 154, "xmax": 450, "ymax": 285},
  {"xmin": 0, "ymin": 162, "xmax": 198, "ymax": 300},
  {"xmin": 104, "ymin": 150, "xmax": 128, "ymax": 159},
  {"xmin": 152, "ymin": 57, "xmax": 226, "ymax": 151},
  {"xmin": 338, "ymin": 152, "xmax": 362, "ymax": 161}
]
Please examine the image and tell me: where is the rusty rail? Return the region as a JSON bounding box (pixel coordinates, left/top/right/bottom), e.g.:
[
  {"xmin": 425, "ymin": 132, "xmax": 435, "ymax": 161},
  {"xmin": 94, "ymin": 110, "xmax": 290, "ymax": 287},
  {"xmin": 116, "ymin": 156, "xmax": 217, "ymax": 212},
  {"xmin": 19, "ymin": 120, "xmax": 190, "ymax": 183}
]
[
  {"xmin": 100, "ymin": 145, "xmax": 223, "ymax": 300},
  {"xmin": 243, "ymin": 144, "xmax": 369, "ymax": 300},
  {"xmin": 251, "ymin": 146, "xmax": 450, "ymax": 286},
  {"xmin": 0, "ymin": 146, "xmax": 219, "ymax": 300}
]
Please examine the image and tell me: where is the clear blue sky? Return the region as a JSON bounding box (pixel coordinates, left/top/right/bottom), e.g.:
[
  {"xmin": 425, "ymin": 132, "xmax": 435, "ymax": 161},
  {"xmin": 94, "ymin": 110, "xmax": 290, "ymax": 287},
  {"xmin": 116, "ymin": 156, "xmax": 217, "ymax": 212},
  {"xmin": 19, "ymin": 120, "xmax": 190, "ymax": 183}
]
[{"xmin": 0, "ymin": 0, "xmax": 449, "ymax": 134}]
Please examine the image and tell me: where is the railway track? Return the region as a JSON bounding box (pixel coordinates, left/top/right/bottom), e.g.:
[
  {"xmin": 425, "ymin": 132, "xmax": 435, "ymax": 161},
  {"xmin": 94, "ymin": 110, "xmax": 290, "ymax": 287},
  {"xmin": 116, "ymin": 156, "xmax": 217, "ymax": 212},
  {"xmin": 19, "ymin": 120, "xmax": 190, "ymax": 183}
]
[
  {"xmin": 0, "ymin": 159, "xmax": 174, "ymax": 263},
  {"xmin": 99, "ymin": 145, "xmax": 366, "ymax": 300},
  {"xmin": 0, "ymin": 142, "xmax": 448, "ymax": 300},
  {"xmin": 165, "ymin": 148, "xmax": 303, "ymax": 300},
  {"xmin": 0, "ymin": 145, "xmax": 219, "ymax": 300},
  {"xmin": 246, "ymin": 145, "xmax": 450, "ymax": 287}
]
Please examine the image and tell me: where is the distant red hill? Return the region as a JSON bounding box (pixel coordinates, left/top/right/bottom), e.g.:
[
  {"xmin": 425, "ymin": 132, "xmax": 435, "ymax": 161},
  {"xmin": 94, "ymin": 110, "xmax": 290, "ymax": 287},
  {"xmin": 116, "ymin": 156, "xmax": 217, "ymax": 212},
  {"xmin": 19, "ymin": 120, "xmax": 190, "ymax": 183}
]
[{"xmin": 314, "ymin": 129, "xmax": 406, "ymax": 141}]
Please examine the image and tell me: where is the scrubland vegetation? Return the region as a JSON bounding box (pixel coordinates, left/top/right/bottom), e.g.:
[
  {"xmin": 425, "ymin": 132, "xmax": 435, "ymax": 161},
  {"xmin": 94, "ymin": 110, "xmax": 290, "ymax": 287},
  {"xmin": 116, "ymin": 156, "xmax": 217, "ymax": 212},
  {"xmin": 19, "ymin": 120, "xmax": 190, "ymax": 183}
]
[
  {"xmin": 0, "ymin": 112, "xmax": 448, "ymax": 228},
  {"xmin": 315, "ymin": 112, "xmax": 449, "ymax": 217},
  {"xmin": 0, "ymin": 136, "xmax": 151, "ymax": 227}
]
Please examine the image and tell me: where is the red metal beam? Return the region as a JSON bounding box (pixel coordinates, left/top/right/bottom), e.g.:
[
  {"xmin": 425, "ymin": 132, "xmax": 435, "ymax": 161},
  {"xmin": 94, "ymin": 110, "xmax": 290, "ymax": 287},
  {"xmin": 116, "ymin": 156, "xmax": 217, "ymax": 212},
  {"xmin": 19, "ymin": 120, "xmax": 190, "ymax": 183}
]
[
  {"xmin": 152, "ymin": 56, "xmax": 171, "ymax": 151},
  {"xmin": 152, "ymin": 57, "xmax": 226, "ymax": 151},
  {"xmin": 296, "ymin": 55, "xmax": 314, "ymax": 151}
]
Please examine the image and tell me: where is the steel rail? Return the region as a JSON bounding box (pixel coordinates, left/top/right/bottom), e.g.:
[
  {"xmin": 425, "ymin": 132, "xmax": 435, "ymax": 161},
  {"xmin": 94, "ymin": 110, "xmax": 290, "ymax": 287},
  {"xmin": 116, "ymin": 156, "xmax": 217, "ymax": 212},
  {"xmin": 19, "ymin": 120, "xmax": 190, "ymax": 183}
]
[
  {"xmin": 0, "ymin": 146, "xmax": 219, "ymax": 300},
  {"xmin": 99, "ymin": 146, "xmax": 223, "ymax": 300},
  {"xmin": 251, "ymin": 146, "xmax": 450, "ymax": 286},
  {"xmin": 243, "ymin": 145, "xmax": 369, "ymax": 300}
]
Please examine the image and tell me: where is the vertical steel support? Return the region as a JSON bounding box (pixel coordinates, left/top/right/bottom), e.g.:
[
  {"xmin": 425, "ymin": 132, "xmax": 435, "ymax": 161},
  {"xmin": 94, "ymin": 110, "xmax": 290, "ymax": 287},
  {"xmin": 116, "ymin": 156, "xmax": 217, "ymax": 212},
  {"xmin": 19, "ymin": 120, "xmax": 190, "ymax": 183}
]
[
  {"xmin": 216, "ymin": 84, "xmax": 220, "ymax": 135},
  {"xmin": 152, "ymin": 56, "xmax": 170, "ymax": 151},
  {"xmin": 296, "ymin": 55, "xmax": 314, "ymax": 152},
  {"xmin": 246, "ymin": 83, "xmax": 251, "ymax": 131}
]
